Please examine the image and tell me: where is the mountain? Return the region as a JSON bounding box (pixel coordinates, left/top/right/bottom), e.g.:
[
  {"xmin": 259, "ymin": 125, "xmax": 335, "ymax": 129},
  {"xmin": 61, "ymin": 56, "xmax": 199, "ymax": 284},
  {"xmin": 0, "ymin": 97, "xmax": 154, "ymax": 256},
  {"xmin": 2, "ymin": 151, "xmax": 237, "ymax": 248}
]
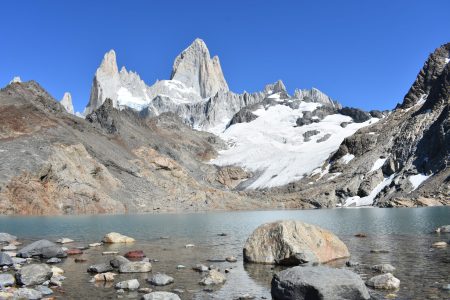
[
  {"xmin": 60, "ymin": 92, "xmax": 74, "ymax": 114},
  {"xmin": 269, "ymin": 43, "xmax": 450, "ymax": 207}
]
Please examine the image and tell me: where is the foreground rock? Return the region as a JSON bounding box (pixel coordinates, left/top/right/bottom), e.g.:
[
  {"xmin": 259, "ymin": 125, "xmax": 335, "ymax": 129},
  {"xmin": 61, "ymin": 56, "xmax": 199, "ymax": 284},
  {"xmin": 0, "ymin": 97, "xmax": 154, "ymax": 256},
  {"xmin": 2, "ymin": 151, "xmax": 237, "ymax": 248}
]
[
  {"xmin": 435, "ymin": 225, "xmax": 450, "ymax": 233},
  {"xmin": 142, "ymin": 291, "xmax": 181, "ymax": 300},
  {"xmin": 17, "ymin": 240, "xmax": 67, "ymax": 258},
  {"xmin": 271, "ymin": 266, "xmax": 370, "ymax": 300},
  {"xmin": 366, "ymin": 273, "xmax": 400, "ymax": 290},
  {"xmin": 148, "ymin": 273, "xmax": 174, "ymax": 286},
  {"xmin": 16, "ymin": 263, "xmax": 53, "ymax": 286},
  {"xmin": 0, "ymin": 273, "xmax": 15, "ymax": 287},
  {"xmin": 110, "ymin": 255, "xmax": 130, "ymax": 268},
  {"xmin": 13, "ymin": 288, "xmax": 43, "ymax": 300},
  {"xmin": 244, "ymin": 221, "xmax": 349, "ymax": 265},
  {"xmin": 0, "ymin": 252, "xmax": 13, "ymax": 266},
  {"xmin": 0, "ymin": 233, "xmax": 17, "ymax": 243},
  {"xmin": 115, "ymin": 279, "xmax": 140, "ymax": 290},
  {"xmin": 88, "ymin": 263, "xmax": 114, "ymax": 273},
  {"xmin": 102, "ymin": 232, "xmax": 135, "ymax": 243},
  {"xmin": 119, "ymin": 261, "xmax": 152, "ymax": 273},
  {"xmin": 199, "ymin": 270, "xmax": 226, "ymax": 285}
]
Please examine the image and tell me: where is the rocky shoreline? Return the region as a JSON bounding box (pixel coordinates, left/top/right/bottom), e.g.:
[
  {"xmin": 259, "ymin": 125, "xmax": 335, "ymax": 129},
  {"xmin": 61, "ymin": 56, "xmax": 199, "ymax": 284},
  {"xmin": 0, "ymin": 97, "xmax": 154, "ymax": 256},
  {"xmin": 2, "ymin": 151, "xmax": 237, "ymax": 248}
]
[{"xmin": 0, "ymin": 222, "xmax": 449, "ymax": 299}]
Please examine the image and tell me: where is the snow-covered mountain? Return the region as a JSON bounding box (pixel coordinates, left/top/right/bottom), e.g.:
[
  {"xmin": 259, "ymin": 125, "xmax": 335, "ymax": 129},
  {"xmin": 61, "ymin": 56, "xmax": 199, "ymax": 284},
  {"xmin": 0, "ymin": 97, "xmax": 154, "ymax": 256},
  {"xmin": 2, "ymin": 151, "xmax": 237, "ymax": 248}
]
[{"xmin": 83, "ymin": 38, "xmax": 379, "ymax": 190}]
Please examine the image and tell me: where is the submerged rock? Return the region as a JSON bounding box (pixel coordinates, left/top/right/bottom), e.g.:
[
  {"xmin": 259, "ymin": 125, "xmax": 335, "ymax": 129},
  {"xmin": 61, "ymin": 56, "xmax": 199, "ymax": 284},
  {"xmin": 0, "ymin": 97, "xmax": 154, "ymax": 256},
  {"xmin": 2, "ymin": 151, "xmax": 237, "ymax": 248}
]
[
  {"xmin": 431, "ymin": 241, "xmax": 447, "ymax": 248},
  {"xmin": 102, "ymin": 232, "xmax": 135, "ymax": 243},
  {"xmin": 119, "ymin": 261, "xmax": 152, "ymax": 273},
  {"xmin": 243, "ymin": 220, "xmax": 349, "ymax": 265},
  {"xmin": 366, "ymin": 273, "xmax": 400, "ymax": 289},
  {"xmin": 16, "ymin": 263, "xmax": 53, "ymax": 286},
  {"xmin": 0, "ymin": 233, "xmax": 17, "ymax": 243},
  {"xmin": 199, "ymin": 270, "xmax": 226, "ymax": 285},
  {"xmin": 125, "ymin": 250, "xmax": 145, "ymax": 259},
  {"xmin": 371, "ymin": 264, "xmax": 396, "ymax": 273},
  {"xmin": 148, "ymin": 273, "xmax": 174, "ymax": 286},
  {"xmin": 142, "ymin": 291, "xmax": 181, "ymax": 300},
  {"xmin": 17, "ymin": 240, "xmax": 67, "ymax": 258},
  {"xmin": 0, "ymin": 252, "xmax": 13, "ymax": 266},
  {"xmin": 271, "ymin": 266, "xmax": 370, "ymax": 300},
  {"xmin": 193, "ymin": 264, "xmax": 209, "ymax": 272},
  {"xmin": 115, "ymin": 279, "xmax": 140, "ymax": 290},
  {"xmin": 87, "ymin": 263, "xmax": 114, "ymax": 273},
  {"xmin": 435, "ymin": 225, "xmax": 450, "ymax": 233}
]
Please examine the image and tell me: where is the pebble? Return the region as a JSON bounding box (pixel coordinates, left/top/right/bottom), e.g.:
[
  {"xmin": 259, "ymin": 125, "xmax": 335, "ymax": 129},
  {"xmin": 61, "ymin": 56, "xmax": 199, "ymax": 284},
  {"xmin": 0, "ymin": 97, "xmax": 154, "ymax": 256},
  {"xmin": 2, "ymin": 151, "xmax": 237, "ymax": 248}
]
[
  {"xmin": 176, "ymin": 265, "xmax": 186, "ymax": 269},
  {"xmin": 89, "ymin": 242, "xmax": 103, "ymax": 247},
  {"xmin": 185, "ymin": 244, "xmax": 195, "ymax": 248},
  {"xmin": 66, "ymin": 248, "xmax": 83, "ymax": 255},
  {"xmin": 370, "ymin": 249, "xmax": 390, "ymax": 253},
  {"xmin": 56, "ymin": 238, "xmax": 74, "ymax": 244},
  {"xmin": 94, "ymin": 272, "xmax": 116, "ymax": 282},
  {"xmin": 138, "ymin": 288, "xmax": 153, "ymax": 293},
  {"xmin": 115, "ymin": 279, "xmax": 140, "ymax": 290},
  {"xmin": 431, "ymin": 242, "xmax": 447, "ymax": 248},
  {"xmin": 226, "ymin": 256, "xmax": 237, "ymax": 262},
  {"xmin": 193, "ymin": 264, "xmax": 209, "ymax": 272},
  {"xmin": 102, "ymin": 251, "xmax": 119, "ymax": 255},
  {"xmin": 47, "ymin": 257, "xmax": 62, "ymax": 264},
  {"xmin": 124, "ymin": 250, "xmax": 145, "ymax": 259}
]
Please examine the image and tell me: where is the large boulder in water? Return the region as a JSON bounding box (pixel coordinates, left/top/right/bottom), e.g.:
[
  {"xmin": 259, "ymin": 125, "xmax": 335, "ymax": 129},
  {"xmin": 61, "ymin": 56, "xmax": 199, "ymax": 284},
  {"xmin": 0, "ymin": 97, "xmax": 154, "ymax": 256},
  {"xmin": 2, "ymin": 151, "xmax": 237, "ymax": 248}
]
[
  {"xmin": 17, "ymin": 240, "xmax": 67, "ymax": 258},
  {"xmin": 271, "ymin": 266, "xmax": 370, "ymax": 300},
  {"xmin": 102, "ymin": 232, "xmax": 135, "ymax": 243},
  {"xmin": 0, "ymin": 233, "xmax": 17, "ymax": 243},
  {"xmin": 243, "ymin": 220, "xmax": 349, "ymax": 265},
  {"xmin": 15, "ymin": 264, "xmax": 53, "ymax": 286}
]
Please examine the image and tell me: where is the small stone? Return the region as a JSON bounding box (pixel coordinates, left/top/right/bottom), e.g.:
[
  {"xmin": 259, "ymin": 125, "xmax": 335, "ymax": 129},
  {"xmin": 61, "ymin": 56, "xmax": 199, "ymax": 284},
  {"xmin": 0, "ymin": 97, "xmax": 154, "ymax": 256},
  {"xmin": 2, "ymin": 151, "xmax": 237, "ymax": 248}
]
[
  {"xmin": 226, "ymin": 256, "xmax": 237, "ymax": 262},
  {"xmin": 56, "ymin": 238, "xmax": 74, "ymax": 244},
  {"xmin": 0, "ymin": 273, "xmax": 15, "ymax": 287},
  {"xmin": 16, "ymin": 264, "xmax": 53, "ymax": 286},
  {"xmin": 354, "ymin": 233, "xmax": 367, "ymax": 238},
  {"xmin": 207, "ymin": 258, "xmax": 226, "ymax": 262},
  {"xmin": 0, "ymin": 233, "xmax": 17, "ymax": 243},
  {"xmin": 441, "ymin": 284, "xmax": 450, "ymax": 290},
  {"xmin": 199, "ymin": 270, "xmax": 226, "ymax": 285},
  {"xmin": 124, "ymin": 250, "xmax": 145, "ymax": 259},
  {"xmin": 218, "ymin": 233, "xmax": 227, "ymax": 236},
  {"xmin": 371, "ymin": 264, "xmax": 396, "ymax": 273},
  {"xmin": 185, "ymin": 244, "xmax": 195, "ymax": 248},
  {"xmin": 138, "ymin": 288, "xmax": 153, "ymax": 293},
  {"xmin": 102, "ymin": 232, "xmax": 135, "ymax": 243},
  {"xmin": 87, "ymin": 263, "xmax": 114, "ymax": 273},
  {"xmin": 225, "ymin": 268, "xmax": 231, "ymax": 273},
  {"xmin": 47, "ymin": 257, "xmax": 62, "ymax": 264},
  {"xmin": 74, "ymin": 258, "xmax": 87, "ymax": 263},
  {"xmin": 160, "ymin": 236, "xmax": 170, "ymax": 239},
  {"xmin": 346, "ymin": 260, "xmax": 359, "ymax": 267},
  {"xmin": 366, "ymin": 273, "xmax": 400, "ymax": 289},
  {"xmin": 94, "ymin": 272, "xmax": 116, "ymax": 282},
  {"xmin": 0, "ymin": 252, "xmax": 13, "ymax": 266},
  {"xmin": 66, "ymin": 248, "xmax": 83, "ymax": 255},
  {"xmin": 193, "ymin": 264, "xmax": 208, "ymax": 272},
  {"xmin": 35, "ymin": 285, "xmax": 53, "ymax": 296},
  {"xmin": 142, "ymin": 292, "xmax": 181, "ymax": 300},
  {"xmin": 431, "ymin": 241, "xmax": 447, "ymax": 248},
  {"xmin": 148, "ymin": 273, "xmax": 174, "ymax": 286},
  {"xmin": 172, "ymin": 288, "xmax": 184, "ymax": 294},
  {"xmin": 370, "ymin": 249, "xmax": 390, "ymax": 253},
  {"xmin": 1, "ymin": 244, "xmax": 17, "ymax": 251},
  {"xmin": 115, "ymin": 279, "xmax": 140, "ymax": 290},
  {"xmin": 51, "ymin": 266, "xmax": 64, "ymax": 276},
  {"xmin": 89, "ymin": 242, "xmax": 103, "ymax": 247},
  {"xmin": 13, "ymin": 288, "xmax": 43, "ymax": 300},
  {"xmin": 102, "ymin": 251, "xmax": 118, "ymax": 255},
  {"xmin": 176, "ymin": 265, "xmax": 186, "ymax": 269},
  {"xmin": 119, "ymin": 261, "xmax": 152, "ymax": 273}
]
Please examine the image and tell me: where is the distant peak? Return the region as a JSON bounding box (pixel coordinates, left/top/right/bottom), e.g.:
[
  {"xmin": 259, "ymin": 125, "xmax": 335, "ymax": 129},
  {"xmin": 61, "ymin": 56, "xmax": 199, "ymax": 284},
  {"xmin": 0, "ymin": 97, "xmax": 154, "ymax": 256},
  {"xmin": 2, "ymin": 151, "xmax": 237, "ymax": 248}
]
[
  {"xmin": 264, "ymin": 80, "xmax": 287, "ymax": 95},
  {"xmin": 60, "ymin": 92, "xmax": 74, "ymax": 114},
  {"xmin": 98, "ymin": 49, "xmax": 118, "ymax": 75}
]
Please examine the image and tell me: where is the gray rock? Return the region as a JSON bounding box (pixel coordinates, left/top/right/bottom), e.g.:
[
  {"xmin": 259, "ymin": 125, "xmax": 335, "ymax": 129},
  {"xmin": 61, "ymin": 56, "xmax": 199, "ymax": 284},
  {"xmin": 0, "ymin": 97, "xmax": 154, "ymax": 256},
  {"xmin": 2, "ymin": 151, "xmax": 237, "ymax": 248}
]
[
  {"xmin": 13, "ymin": 288, "xmax": 43, "ymax": 300},
  {"xmin": 115, "ymin": 279, "xmax": 140, "ymax": 290},
  {"xmin": 35, "ymin": 285, "xmax": 53, "ymax": 295},
  {"xmin": 1, "ymin": 244, "xmax": 17, "ymax": 251},
  {"xmin": 358, "ymin": 169, "xmax": 384, "ymax": 197},
  {"xmin": 46, "ymin": 257, "xmax": 62, "ymax": 264},
  {"xmin": 16, "ymin": 263, "xmax": 53, "ymax": 286},
  {"xmin": 338, "ymin": 107, "xmax": 371, "ymax": 123},
  {"xmin": 303, "ymin": 130, "xmax": 320, "ymax": 141},
  {"xmin": 317, "ymin": 133, "xmax": 331, "ymax": 143},
  {"xmin": 366, "ymin": 273, "xmax": 400, "ymax": 289},
  {"xmin": 199, "ymin": 270, "xmax": 226, "ymax": 285},
  {"xmin": 371, "ymin": 263, "xmax": 396, "ymax": 273},
  {"xmin": 11, "ymin": 257, "xmax": 27, "ymax": 265},
  {"xmin": 87, "ymin": 263, "xmax": 114, "ymax": 273},
  {"xmin": 148, "ymin": 273, "xmax": 174, "ymax": 286},
  {"xmin": 119, "ymin": 261, "xmax": 152, "ymax": 273},
  {"xmin": 436, "ymin": 225, "xmax": 450, "ymax": 233},
  {"xmin": 346, "ymin": 260, "xmax": 359, "ymax": 267},
  {"xmin": 142, "ymin": 291, "xmax": 181, "ymax": 300},
  {"xmin": 271, "ymin": 266, "xmax": 370, "ymax": 300},
  {"xmin": 193, "ymin": 264, "xmax": 209, "ymax": 272},
  {"xmin": 17, "ymin": 240, "xmax": 67, "ymax": 259},
  {"xmin": 243, "ymin": 220, "xmax": 349, "ymax": 265},
  {"xmin": 0, "ymin": 273, "xmax": 15, "ymax": 287},
  {"xmin": 110, "ymin": 255, "xmax": 129, "ymax": 268},
  {"xmin": 0, "ymin": 252, "xmax": 13, "ymax": 266},
  {"xmin": 0, "ymin": 233, "xmax": 17, "ymax": 243}
]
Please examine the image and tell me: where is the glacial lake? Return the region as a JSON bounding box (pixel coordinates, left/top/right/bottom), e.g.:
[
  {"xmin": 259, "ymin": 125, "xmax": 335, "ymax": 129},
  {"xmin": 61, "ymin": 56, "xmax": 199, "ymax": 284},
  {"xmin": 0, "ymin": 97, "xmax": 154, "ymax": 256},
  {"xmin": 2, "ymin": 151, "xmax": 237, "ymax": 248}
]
[{"xmin": 1, "ymin": 207, "xmax": 449, "ymax": 299}]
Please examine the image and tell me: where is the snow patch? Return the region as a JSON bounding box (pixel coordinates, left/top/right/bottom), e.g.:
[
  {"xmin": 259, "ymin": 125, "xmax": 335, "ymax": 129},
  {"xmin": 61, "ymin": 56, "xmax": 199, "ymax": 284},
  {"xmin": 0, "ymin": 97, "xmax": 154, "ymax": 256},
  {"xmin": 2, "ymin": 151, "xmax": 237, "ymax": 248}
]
[
  {"xmin": 408, "ymin": 173, "xmax": 431, "ymax": 191},
  {"xmin": 445, "ymin": 58, "xmax": 449, "ymax": 64},
  {"xmin": 370, "ymin": 158, "xmax": 387, "ymax": 172},
  {"xmin": 212, "ymin": 103, "xmax": 375, "ymax": 189},
  {"xmin": 344, "ymin": 174, "xmax": 395, "ymax": 207},
  {"xmin": 340, "ymin": 154, "xmax": 355, "ymax": 164},
  {"xmin": 116, "ymin": 87, "xmax": 148, "ymax": 111}
]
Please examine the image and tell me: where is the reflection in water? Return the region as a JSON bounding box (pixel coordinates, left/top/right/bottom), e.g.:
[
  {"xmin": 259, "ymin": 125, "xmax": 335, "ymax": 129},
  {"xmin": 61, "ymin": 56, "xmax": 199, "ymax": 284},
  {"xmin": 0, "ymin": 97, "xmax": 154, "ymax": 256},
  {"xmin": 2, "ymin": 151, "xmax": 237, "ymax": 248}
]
[{"xmin": 0, "ymin": 207, "xmax": 448, "ymax": 299}]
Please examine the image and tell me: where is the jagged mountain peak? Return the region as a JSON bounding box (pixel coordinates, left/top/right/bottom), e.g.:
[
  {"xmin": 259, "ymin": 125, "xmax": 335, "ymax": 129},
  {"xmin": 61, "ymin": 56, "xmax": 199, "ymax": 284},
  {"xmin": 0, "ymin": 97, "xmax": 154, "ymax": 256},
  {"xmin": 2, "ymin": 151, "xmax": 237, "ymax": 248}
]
[
  {"xmin": 264, "ymin": 80, "xmax": 287, "ymax": 95},
  {"xmin": 98, "ymin": 49, "xmax": 119, "ymax": 76},
  {"xmin": 170, "ymin": 38, "xmax": 229, "ymax": 98},
  {"xmin": 60, "ymin": 92, "xmax": 74, "ymax": 114},
  {"xmin": 400, "ymin": 43, "xmax": 450, "ymax": 109}
]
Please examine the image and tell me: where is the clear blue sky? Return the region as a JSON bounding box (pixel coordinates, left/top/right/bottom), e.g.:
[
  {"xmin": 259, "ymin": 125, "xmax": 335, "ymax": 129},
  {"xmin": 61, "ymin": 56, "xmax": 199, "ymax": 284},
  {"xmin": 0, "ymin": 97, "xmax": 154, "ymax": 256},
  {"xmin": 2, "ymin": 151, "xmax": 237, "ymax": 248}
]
[{"xmin": 1, "ymin": 0, "xmax": 449, "ymax": 112}]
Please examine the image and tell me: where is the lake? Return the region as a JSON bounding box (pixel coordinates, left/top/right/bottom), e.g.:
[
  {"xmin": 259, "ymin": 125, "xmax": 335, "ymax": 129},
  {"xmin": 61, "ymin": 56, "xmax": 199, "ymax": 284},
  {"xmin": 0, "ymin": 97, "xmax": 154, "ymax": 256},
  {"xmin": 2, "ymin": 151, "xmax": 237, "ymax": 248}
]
[{"xmin": 1, "ymin": 207, "xmax": 449, "ymax": 299}]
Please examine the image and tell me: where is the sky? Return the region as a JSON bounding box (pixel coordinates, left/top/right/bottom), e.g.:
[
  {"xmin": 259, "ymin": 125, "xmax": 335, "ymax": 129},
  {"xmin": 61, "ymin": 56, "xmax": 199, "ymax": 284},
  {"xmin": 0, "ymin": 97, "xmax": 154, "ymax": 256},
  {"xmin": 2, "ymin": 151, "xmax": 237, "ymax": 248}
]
[{"xmin": 1, "ymin": 0, "xmax": 449, "ymax": 113}]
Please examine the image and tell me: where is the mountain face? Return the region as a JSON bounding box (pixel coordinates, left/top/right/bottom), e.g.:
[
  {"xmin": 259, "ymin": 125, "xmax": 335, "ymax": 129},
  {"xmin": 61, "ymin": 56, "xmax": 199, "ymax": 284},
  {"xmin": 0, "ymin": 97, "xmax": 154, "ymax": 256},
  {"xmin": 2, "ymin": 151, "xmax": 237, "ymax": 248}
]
[
  {"xmin": 271, "ymin": 43, "xmax": 450, "ymax": 208},
  {"xmin": 60, "ymin": 92, "xmax": 74, "ymax": 114}
]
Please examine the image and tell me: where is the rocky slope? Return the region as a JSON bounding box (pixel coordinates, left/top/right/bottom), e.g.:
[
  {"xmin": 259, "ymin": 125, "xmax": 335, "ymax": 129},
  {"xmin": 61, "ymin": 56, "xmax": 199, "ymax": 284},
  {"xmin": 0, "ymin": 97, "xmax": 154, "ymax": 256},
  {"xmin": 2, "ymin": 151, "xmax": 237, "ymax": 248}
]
[
  {"xmin": 266, "ymin": 43, "xmax": 450, "ymax": 207},
  {"xmin": 0, "ymin": 81, "xmax": 306, "ymax": 215}
]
